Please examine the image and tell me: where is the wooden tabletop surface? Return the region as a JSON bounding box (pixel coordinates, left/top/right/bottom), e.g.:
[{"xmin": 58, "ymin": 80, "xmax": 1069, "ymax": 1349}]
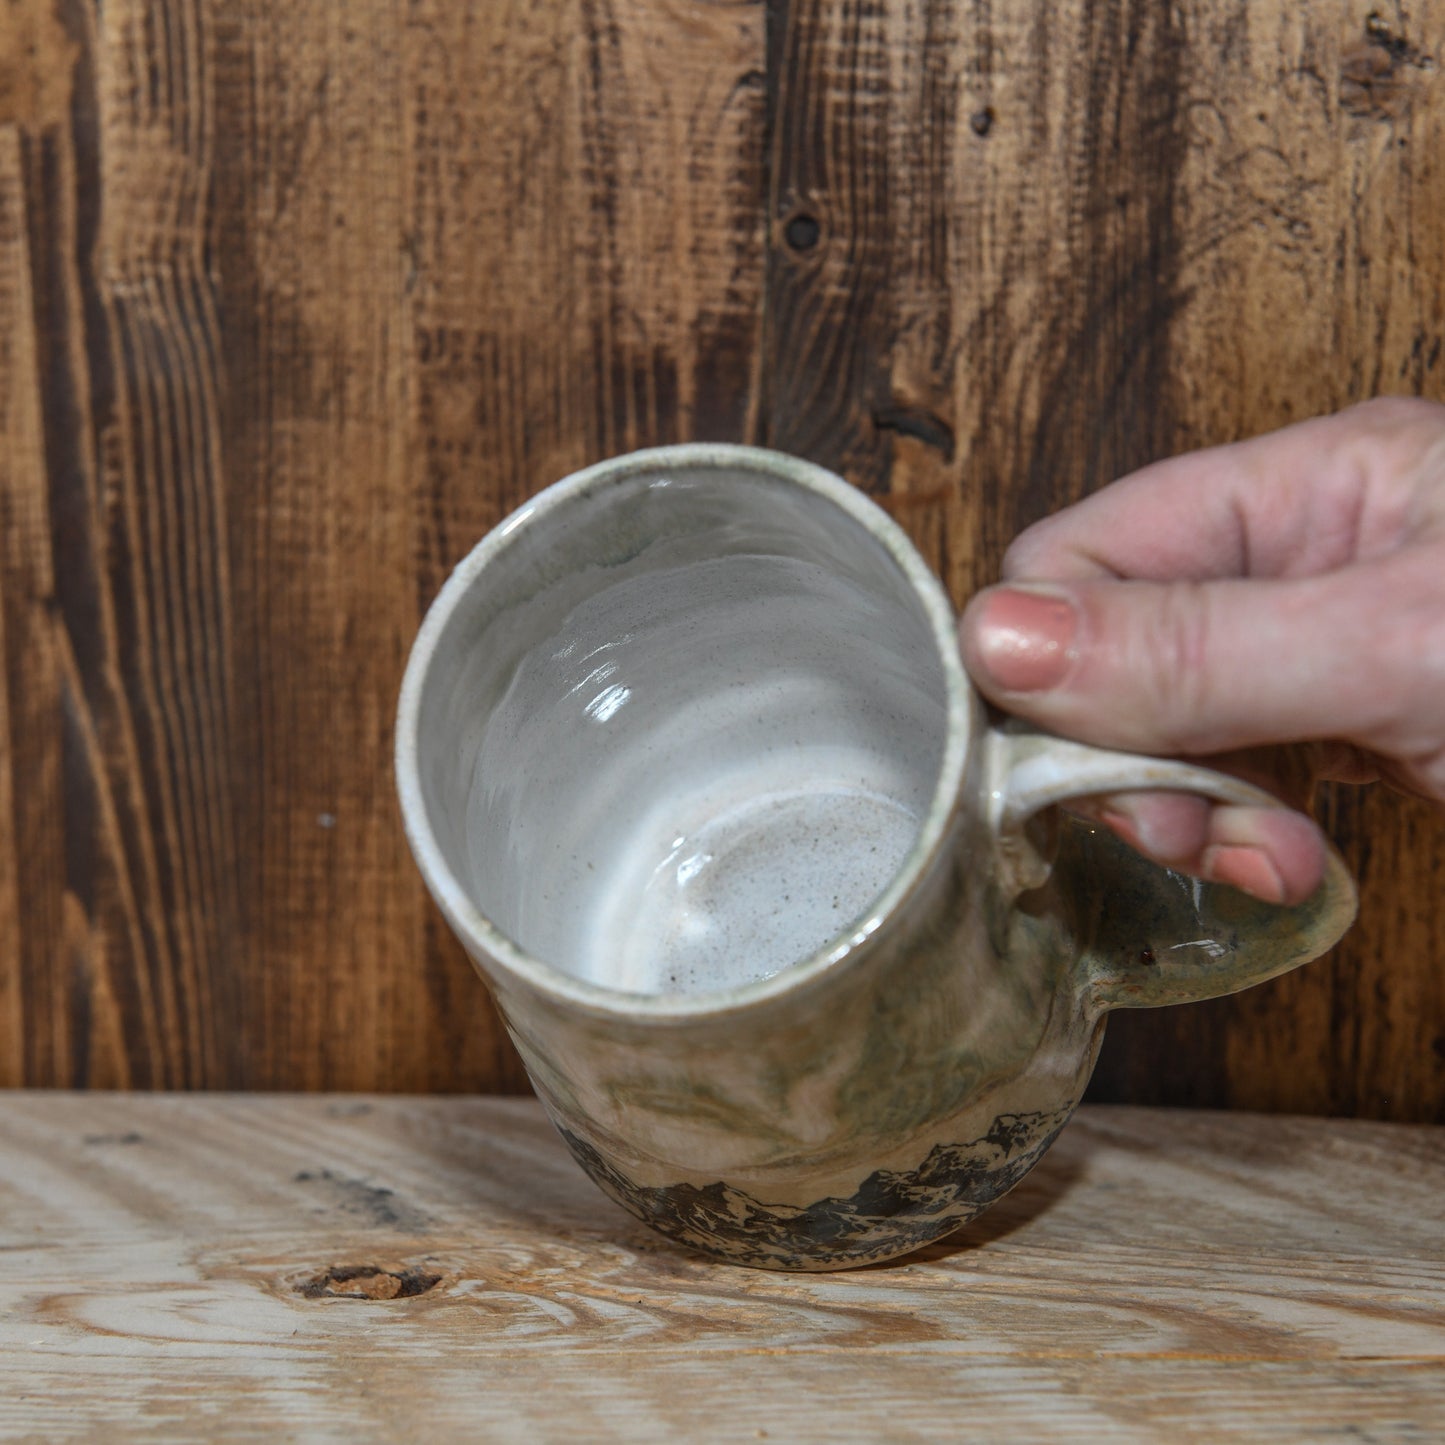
[{"xmin": 1, "ymin": 1096, "xmax": 1441, "ymax": 1441}]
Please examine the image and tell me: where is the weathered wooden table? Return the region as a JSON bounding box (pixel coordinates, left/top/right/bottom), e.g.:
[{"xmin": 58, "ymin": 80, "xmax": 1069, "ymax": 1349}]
[{"xmin": 1, "ymin": 1096, "xmax": 1440, "ymax": 1440}]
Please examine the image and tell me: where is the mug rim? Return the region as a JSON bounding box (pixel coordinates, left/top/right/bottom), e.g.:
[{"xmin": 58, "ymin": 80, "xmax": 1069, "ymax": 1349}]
[{"xmin": 394, "ymin": 442, "xmax": 975, "ymax": 1022}]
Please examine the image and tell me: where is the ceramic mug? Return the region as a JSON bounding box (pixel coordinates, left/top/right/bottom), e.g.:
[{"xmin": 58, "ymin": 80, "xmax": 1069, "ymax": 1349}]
[{"xmin": 396, "ymin": 444, "xmax": 1356, "ymax": 1271}]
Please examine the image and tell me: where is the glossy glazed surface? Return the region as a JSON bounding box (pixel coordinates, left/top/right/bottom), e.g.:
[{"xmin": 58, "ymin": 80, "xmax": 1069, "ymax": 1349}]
[
  {"xmin": 461, "ymin": 537, "xmax": 946, "ymax": 995},
  {"xmin": 406, "ymin": 450, "xmax": 968, "ymax": 1006}
]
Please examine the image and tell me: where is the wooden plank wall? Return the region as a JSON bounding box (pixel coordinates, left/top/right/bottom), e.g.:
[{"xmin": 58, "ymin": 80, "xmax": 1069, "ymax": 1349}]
[{"xmin": 0, "ymin": 0, "xmax": 1441, "ymax": 1116}]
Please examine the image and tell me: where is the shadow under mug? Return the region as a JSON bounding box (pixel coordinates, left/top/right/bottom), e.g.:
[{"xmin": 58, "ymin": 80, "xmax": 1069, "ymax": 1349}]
[{"xmin": 396, "ymin": 444, "xmax": 1357, "ymax": 1270}]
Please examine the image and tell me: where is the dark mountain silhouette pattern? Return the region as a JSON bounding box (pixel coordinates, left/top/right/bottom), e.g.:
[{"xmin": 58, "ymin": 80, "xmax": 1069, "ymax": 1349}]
[{"xmin": 560, "ymin": 1106, "xmax": 1072, "ymax": 1268}]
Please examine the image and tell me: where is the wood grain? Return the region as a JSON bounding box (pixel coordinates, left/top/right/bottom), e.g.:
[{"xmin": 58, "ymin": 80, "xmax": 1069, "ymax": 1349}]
[
  {"xmin": 0, "ymin": 1, "xmax": 1443, "ymax": 1111},
  {"xmin": 0, "ymin": 1095, "xmax": 1441, "ymax": 1441},
  {"xmin": 1084, "ymin": 2, "xmax": 1445, "ymax": 1117}
]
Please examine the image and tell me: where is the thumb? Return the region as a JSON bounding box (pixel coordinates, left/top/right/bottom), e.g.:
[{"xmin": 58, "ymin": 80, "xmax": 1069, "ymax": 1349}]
[{"xmin": 958, "ymin": 571, "xmax": 1396, "ymax": 757}]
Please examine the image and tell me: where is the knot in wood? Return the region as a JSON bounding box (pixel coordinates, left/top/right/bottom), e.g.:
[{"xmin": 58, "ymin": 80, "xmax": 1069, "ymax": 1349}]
[{"xmin": 299, "ymin": 1264, "xmax": 442, "ymax": 1301}]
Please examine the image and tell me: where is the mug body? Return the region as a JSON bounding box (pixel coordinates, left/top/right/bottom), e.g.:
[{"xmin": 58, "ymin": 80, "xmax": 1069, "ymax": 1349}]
[{"xmin": 396, "ymin": 445, "xmax": 1096, "ymax": 1268}]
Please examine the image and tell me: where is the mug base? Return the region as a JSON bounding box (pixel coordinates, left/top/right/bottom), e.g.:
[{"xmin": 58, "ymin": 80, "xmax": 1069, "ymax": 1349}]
[{"xmin": 556, "ymin": 1106, "xmax": 1073, "ymax": 1272}]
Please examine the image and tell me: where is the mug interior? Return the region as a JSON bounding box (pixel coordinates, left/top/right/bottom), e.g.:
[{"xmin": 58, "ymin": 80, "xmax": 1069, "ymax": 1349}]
[{"xmin": 405, "ymin": 452, "xmax": 960, "ymax": 999}]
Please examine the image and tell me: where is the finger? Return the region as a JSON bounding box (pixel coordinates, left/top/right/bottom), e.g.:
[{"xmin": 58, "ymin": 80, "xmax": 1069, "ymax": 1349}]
[
  {"xmin": 1071, "ymin": 794, "xmax": 1328, "ymax": 904},
  {"xmin": 1002, "ymin": 398, "xmax": 1445, "ymax": 584},
  {"xmin": 958, "ymin": 562, "xmax": 1431, "ymax": 759},
  {"xmin": 1312, "ymin": 741, "xmax": 1383, "ymax": 787}
]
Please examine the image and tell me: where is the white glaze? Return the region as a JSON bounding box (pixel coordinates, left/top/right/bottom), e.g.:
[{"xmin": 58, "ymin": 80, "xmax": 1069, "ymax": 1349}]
[
  {"xmin": 442, "ymin": 487, "xmax": 949, "ymax": 996},
  {"xmin": 596, "ymin": 783, "xmax": 919, "ymax": 994}
]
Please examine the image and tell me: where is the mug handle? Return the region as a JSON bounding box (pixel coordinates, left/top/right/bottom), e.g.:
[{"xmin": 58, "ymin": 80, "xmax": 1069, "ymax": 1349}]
[{"xmin": 983, "ymin": 727, "xmax": 1359, "ymax": 1010}]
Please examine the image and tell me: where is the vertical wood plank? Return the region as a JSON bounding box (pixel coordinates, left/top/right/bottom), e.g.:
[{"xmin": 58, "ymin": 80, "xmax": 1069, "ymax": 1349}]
[
  {"xmin": 764, "ymin": 0, "xmax": 1445, "ymax": 1121},
  {"xmin": 4, "ymin": 0, "xmax": 209, "ymax": 1088},
  {"xmin": 764, "ymin": 0, "xmax": 1196, "ymax": 587},
  {"xmin": 201, "ymin": 0, "xmax": 767, "ymax": 1090},
  {"xmin": 0, "ymin": 125, "xmax": 62, "ymax": 1087},
  {"xmin": 91, "ymin": 0, "xmax": 244, "ymax": 1087},
  {"xmin": 1088, "ymin": 1, "xmax": 1445, "ymax": 1119},
  {"xmin": 396, "ymin": 0, "xmax": 767, "ymax": 1087},
  {"xmin": 403, "ymin": 0, "xmax": 768, "ymax": 594},
  {"xmin": 208, "ymin": 0, "xmax": 429, "ymax": 1089},
  {"xmin": 763, "ymin": 0, "xmax": 896, "ymax": 486}
]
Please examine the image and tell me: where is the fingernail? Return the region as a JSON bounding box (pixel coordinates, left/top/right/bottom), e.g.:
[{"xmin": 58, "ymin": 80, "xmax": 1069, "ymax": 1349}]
[
  {"xmin": 969, "ymin": 586, "xmax": 1078, "ymax": 693},
  {"xmin": 1202, "ymin": 844, "xmax": 1287, "ymax": 904}
]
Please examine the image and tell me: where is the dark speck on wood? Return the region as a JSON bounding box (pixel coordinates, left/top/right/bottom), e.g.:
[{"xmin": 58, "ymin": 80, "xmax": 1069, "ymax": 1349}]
[{"xmin": 293, "ymin": 1169, "xmax": 432, "ymax": 1231}]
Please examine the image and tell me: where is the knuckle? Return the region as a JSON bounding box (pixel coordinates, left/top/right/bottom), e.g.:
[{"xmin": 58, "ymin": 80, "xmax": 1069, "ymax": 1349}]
[
  {"xmin": 1342, "ymin": 398, "xmax": 1445, "ymax": 492},
  {"xmin": 1344, "ymin": 563, "xmax": 1445, "ymax": 759},
  {"xmin": 1141, "ymin": 582, "xmax": 1220, "ymax": 751}
]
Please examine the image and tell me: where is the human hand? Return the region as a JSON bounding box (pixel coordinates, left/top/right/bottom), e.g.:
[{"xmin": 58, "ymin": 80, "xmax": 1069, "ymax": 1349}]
[{"xmin": 959, "ymin": 398, "xmax": 1445, "ymax": 904}]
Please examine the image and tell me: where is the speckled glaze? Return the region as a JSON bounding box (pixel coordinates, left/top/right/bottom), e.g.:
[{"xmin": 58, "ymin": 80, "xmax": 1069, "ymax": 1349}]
[{"xmin": 396, "ymin": 445, "xmax": 1357, "ymax": 1271}]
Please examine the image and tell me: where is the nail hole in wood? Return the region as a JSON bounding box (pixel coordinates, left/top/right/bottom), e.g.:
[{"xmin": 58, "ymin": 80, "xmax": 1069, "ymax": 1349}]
[
  {"xmin": 969, "ymin": 107, "xmax": 995, "ymax": 137},
  {"xmin": 784, "ymin": 213, "xmax": 822, "ymax": 252}
]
